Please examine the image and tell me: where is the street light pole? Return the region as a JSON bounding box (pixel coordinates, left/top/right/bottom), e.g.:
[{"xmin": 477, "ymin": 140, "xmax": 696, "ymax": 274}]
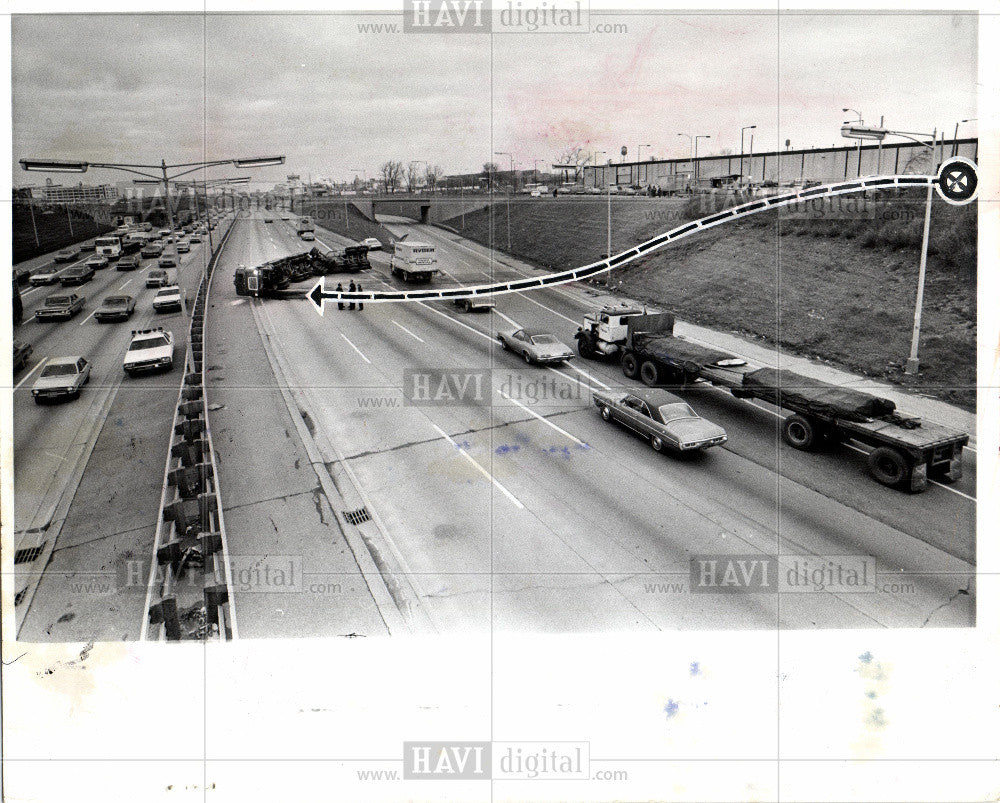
[
  {"xmin": 740, "ymin": 125, "xmax": 756, "ymax": 181},
  {"xmin": 905, "ymin": 127, "xmax": 938, "ymax": 376},
  {"xmin": 494, "ymin": 151, "xmax": 513, "ymax": 250},
  {"xmin": 843, "ymin": 108, "xmax": 863, "ymax": 176},
  {"xmin": 695, "ymin": 135, "xmax": 711, "ymax": 182}
]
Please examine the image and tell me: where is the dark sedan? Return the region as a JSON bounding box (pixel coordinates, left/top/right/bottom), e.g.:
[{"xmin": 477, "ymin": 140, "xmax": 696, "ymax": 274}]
[
  {"xmin": 117, "ymin": 255, "xmax": 141, "ymax": 271},
  {"xmin": 593, "ymin": 388, "xmax": 727, "ymax": 453},
  {"xmin": 59, "ymin": 265, "xmax": 96, "ymax": 286},
  {"xmin": 94, "ymin": 294, "xmax": 137, "ymax": 322}
]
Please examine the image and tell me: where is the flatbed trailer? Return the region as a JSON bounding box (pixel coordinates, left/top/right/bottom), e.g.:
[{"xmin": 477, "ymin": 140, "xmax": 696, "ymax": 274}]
[{"xmin": 619, "ymin": 316, "xmax": 969, "ymax": 492}]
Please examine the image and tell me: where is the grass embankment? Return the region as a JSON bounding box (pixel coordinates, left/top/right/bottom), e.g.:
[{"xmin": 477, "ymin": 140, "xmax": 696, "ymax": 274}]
[
  {"xmin": 442, "ymin": 194, "xmax": 976, "ymax": 410},
  {"xmin": 13, "ymin": 205, "xmax": 113, "ymax": 263}
]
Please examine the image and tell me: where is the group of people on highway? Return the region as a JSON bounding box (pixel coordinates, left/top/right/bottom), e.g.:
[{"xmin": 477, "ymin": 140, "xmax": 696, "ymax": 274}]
[{"xmin": 335, "ymin": 281, "xmax": 364, "ymax": 311}]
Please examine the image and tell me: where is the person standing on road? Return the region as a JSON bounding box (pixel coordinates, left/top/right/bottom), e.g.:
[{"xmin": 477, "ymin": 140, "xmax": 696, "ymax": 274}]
[
  {"xmin": 348, "ymin": 280, "xmax": 356, "ymax": 310},
  {"xmin": 357, "ymin": 282, "xmax": 364, "ymax": 311},
  {"xmin": 336, "ymin": 282, "xmax": 344, "ymax": 311}
]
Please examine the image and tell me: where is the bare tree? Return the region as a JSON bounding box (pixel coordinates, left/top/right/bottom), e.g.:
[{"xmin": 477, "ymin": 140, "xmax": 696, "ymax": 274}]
[
  {"xmin": 405, "ymin": 162, "xmax": 421, "ymax": 193},
  {"xmin": 482, "ymin": 162, "xmax": 499, "ymax": 190},
  {"xmin": 380, "ymin": 160, "xmax": 404, "ymax": 194},
  {"xmin": 425, "ymin": 164, "xmax": 444, "ymax": 192}
]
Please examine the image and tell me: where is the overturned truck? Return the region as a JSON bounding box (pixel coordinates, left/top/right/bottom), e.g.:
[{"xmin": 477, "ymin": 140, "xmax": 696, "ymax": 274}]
[
  {"xmin": 618, "ymin": 314, "xmax": 968, "ymax": 493},
  {"xmin": 234, "ymin": 246, "xmax": 370, "ymax": 299}
]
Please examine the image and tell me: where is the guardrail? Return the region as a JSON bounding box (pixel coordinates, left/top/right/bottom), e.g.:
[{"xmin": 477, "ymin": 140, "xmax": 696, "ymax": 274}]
[{"xmin": 140, "ymin": 215, "xmax": 239, "ymax": 641}]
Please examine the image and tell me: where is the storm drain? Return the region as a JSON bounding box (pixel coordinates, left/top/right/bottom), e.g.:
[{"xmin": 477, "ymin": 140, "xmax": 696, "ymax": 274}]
[
  {"xmin": 14, "ymin": 543, "xmax": 46, "ymax": 565},
  {"xmin": 343, "ymin": 508, "xmax": 372, "ymax": 526}
]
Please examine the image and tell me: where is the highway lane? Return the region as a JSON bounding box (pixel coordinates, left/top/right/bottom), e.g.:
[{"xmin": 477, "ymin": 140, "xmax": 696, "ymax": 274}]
[
  {"xmin": 239, "ymin": 215, "xmax": 974, "ymax": 631},
  {"xmin": 377, "ymin": 220, "xmax": 978, "ymax": 563},
  {"xmin": 14, "ymin": 215, "xmax": 236, "ymax": 638}
]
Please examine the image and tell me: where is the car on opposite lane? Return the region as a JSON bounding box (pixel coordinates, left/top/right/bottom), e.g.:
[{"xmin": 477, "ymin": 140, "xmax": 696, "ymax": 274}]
[
  {"xmin": 592, "ymin": 388, "xmax": 728, "ymax": 453},
  {"xmin": 35, "ymin": 293, "xmax": 86, "ymax": 321},
  {"xmin": 53, "ymin": 247, "xmax": 81, "ymax": 263},
  {"xmin": 189, "ymin": 234, "xmax": 203, "ymax": 243},
  {"xmin": 152, "ymin": 285, "xmax": 183, "ymax": 313},
  {"xmin": 31, "ymin": 356, "xmax": 91, "ymax": 403},
  {"xmin": 116, "ymin": 255, "xmax": 141, "ymax": 271},
  {"xmin": 123, "ymin": 328, "xmax": 174, "ymax": 376},
  {"xmin": 497, "ymin": 328, "xmax": 574, "ymax": 364},
  {"xmin": 59, "ymin": 265, "xmax": 96, "ymax": 286},
  {"xmin": 94, "ymin": 294, "xmax": 137, "ymax": 322},
  {"xmin": 13, "ymin": 339, "xmax": 33, "ymax": 372},
  {"xmin": 30, "ymin": 265, "xmax": 62, "ymax": 286}
]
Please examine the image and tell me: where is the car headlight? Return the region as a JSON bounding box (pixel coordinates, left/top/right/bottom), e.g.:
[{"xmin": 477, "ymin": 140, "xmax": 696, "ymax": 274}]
[{"xmin": 160, "ymin": 356, "xmax": 172, "ymax": 364}]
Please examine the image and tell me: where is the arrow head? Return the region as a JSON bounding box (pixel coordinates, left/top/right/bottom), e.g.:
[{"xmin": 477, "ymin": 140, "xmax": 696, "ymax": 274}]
[{"xmin": 307, "ymin": 279, "xmax": 325, "ymax": 316}]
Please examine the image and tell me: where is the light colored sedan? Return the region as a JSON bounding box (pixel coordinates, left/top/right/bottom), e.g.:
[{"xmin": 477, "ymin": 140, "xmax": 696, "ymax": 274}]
[
  {"xmin": 593, "ymin": 388, "xmax": 727, "ymax": 453},
  {"xmin": 497, "ymin": 328, "xmax": 574, "ymax": 364},
  {"xmin": 31, "ymin": 356, "xmax": 91, "ymax": 403},
  {"xmin": 360, "ymin": 237, "xmax": 381, "ymax": 250}
]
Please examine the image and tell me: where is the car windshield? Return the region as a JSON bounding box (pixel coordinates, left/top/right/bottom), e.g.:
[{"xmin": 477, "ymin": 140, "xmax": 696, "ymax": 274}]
[
  {"xmin": 103, "ymin": 297, "xmax": 128, "ymax": 307},
  {"xmin": 156, "ymin": 288, "xmax": 177, "ymax": 297},
  {"xmin": 529, "ymin": 334, "xmax": 560, "ymax": 345},
  {"xmin": 41, "ymin": 363, "xmax": 77, "ymax": 377},
  {"xmin": 129, "ymin": 336, "xmax": 168, "ymax": 351},
  {"xmin": 46, "ymin": 296, "xmax": 70, "ymax": 305},
  {"xmin": 658, "ymin": 402, "xmax": 698, "ymax": 423}
]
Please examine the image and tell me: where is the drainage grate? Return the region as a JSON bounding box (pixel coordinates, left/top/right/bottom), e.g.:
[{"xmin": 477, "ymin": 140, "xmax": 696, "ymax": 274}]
[
  {"xmin": 14, "ymin": 543, "xmax": 46, "ymax": 565},
  {"xmin": 343, "ymin": 508, "xmax": 372, "ymax": 526}
]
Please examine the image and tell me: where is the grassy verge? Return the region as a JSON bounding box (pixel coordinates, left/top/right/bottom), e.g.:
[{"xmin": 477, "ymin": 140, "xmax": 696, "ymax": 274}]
[{"xmin": 442, "ymin": 195, "xmax": 976, "ymax": 410}]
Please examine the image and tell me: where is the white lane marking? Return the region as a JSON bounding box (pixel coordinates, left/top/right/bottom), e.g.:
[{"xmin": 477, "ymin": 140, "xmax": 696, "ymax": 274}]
[
  {"xmin": 14, "ymin": 359, "xmax": 45, "ymax": 389},
  {"xmin": 78, "ymin": 309, "xmax": 98, "ymax": 326},
  {"xmin": 498, "ymin": 390, "xmax": 585, "ymax": 446},
  {"xmin": 929, "ymin": 480, "xmax": 975, "ymax": 501},
  {"xmin": 493, "ymin": 309, "xmax": 521, "ymax": 328},
  {"xmin": 118, "ymin": 279, "xmax": 132, "ymax": 289},
  {"xmin": 430, "ymin": 423, "xmax": 524, "ymax": 509},
  {"xmin": 420, "ymin": 300, "xmax": 495, "ymax": 343},
  {"xmin": 516, "ymin": 291, "xmax": 580, "ymax": 325},
  {"xmin": 340, "ymin": 332, "xmax": 372, "ymax": 363},
  {"xmin": 564, "ymin": 362, "xmax": 611, "ymax": 390},
  {"xmin": 392, "ymin": 320, "xmax": 425, "ymax": 343}
]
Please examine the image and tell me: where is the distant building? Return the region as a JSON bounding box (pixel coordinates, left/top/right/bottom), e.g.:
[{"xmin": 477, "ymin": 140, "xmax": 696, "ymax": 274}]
[{"xmin": 29, "ymin": 178, "xmax": 119, "ymax": 205}]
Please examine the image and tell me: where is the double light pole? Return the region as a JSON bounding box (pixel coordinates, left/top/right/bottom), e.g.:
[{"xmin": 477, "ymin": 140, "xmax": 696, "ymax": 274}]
[{"xmin": 20, "ymin": 155, "xmax": 285, "ymax": 232}]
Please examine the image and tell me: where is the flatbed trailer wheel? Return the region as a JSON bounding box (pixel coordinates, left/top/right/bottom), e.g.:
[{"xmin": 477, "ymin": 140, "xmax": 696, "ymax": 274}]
[
  {"xmin": 867, "ymin": 446, "xmax": 909, "ymax": 488},
  {"xmin": 781, "ymin": 414, "xmax": 817, "ymax": 449},
  {"xmin": 640, "ymin": 360, "xmax": 660, "ymax": 387},
  {"xmin": 621, "ymin": 352, "xmax": 639, "ymax": 379}
]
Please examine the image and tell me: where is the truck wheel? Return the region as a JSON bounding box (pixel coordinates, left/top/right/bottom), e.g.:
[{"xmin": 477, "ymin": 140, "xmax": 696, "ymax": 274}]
[
  {"xmin": 867, "ymin": 447, "xmax": 909, "ymax": 487},
  {"xmin": 600, "ymin": 405, "xmax": 612, "ymax": 421},
  {"xmin": 650, "ymin": 436, "xmax": 664, "ymax": 452},
  {"xmin": 781, "ymin": 415, "xmax": 816, "ymax": 449},
  {"xmin": 640, "ymin": 360, "xmax": 660, "ymax": 386},
  {"xmin": 577, "ymin": 337, "xmax": 596, "ymax": 359},
  {"xmin": 621, "ymin": 352, "xmax": 639, "ymax": 379}
]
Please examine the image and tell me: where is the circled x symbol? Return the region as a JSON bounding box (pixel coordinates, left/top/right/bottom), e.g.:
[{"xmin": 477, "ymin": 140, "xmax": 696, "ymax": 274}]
[{"xmin": 938, "ymin": 162, "xmax": 977, "ymax": 203}]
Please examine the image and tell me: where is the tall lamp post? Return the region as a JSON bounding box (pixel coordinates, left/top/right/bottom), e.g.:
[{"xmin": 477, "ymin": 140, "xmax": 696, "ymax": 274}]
[
  {"xmin": 677, "ymin": 134, "xmax": 694, "ymax": 186},
  {"xmin": 842, "ymin": 108, "xmax": 863, "ymax": 176},
  {"xmin": 20, "ymin": 155, "xmax": 285, "ymax": 232},
  {"xmin": 694, "ymin": 135, "xmax": 711, "ymax": 182},
  {"xmin": 841, "ymin": 122, "xmax": 940, "ymax": 375},
  {"xmin": 740, "ymin": 125, "xmax": 756, "ymax": 181},
  {"xmin": 494, "ymin": 151, "xmax": 514, "ymax": 250}
]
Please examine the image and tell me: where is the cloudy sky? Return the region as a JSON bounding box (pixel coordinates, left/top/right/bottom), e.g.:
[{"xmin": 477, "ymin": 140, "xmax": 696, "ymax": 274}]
[{"xmin": 11, "ymin": 10, "xmax": 978, "ymax": 188}]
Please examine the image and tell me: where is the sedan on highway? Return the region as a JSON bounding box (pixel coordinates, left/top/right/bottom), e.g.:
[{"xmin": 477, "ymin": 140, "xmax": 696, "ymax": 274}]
[
  {"xmin": 360, "ymin": 237, "xmax": 381, "ymax": 251},
  {"xmin": 31, "ymin": 356, "xmax": 91, "ymax": 403},
  {"xmin": 176, "ymin": 241, "xmax": 190, "ymax": 253},
  {"xmin": 94, "ymin": 294, "xmax": 137, "ymax": 322},
  {"xmin": 116, "ymin": 255, "xmax": 141, "ymax": 271},
  {"xmin": 141, "ymin": 243, "xmax": 164, "ymax": 258},
  {"xmin": 497, "ymin": 328, "xmax": 574, "ymax": 364},
  {"xmin": 146, "ymin": 269, "xmax": 169, "ymax": 288},
  {"xmin": 189, "ymin": 234, "xmax": 203, "ymax": 243},
  {"xmin": 123, "ymin": 328, "xmax": 174, "ymax": 375},
  {"xmin": 158, "ymin": 253, "xmax": 178, "ymax": 269},
  {"xmin": 593, "ymin": 388, "xmax": 727, "ymax": 453},
  {"xmin": 53, "ymin": 247, "xmax": 80, "ymax": 263},
  {"xmin": 59, "ymin": 265, "xmax": 96, "ymax": 286},
  {"xmin": 35, "ymin": 293, "xmax": 86, "ymax": 321},
  {"xmin": 86, "ymin": 255, "xmax": 110, "ymax": 270},
  {"xmin": 30, "ymin": 265, "xmax": 61, "ymax": 286},
  {"xmin": 152, "ymin": 285, "xmax": 183, "ymax": 313}
]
